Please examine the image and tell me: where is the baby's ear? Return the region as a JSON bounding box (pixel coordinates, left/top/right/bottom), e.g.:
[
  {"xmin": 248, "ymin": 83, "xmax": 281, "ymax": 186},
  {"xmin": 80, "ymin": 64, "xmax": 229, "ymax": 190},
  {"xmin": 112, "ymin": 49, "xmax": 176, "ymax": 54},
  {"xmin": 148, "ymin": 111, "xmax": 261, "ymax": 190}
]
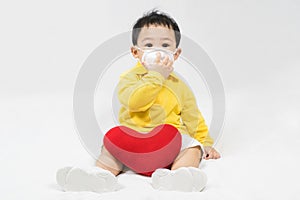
[
  {"xmin": 173, "ymin": 48, "xmax": 182, "ymax": 61},
  {"xmin": 131, "ymin": 46, "xmax": 139, "ymax": 58}
]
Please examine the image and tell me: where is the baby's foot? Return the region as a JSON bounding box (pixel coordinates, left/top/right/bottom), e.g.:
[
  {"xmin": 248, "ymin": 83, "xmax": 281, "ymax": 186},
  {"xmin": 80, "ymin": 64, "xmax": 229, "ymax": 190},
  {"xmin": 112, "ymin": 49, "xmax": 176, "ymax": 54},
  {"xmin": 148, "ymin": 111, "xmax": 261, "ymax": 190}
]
[
  {"xmin": 56, "ymin": 166, "xmax": 118, "ymax": 193},
  {"xmin": 151, "ymin": 167, "xmax": 207, "ymax": 192},
  {"xmin": 187, "ymin": 167, "xmax": 207, "ymax": 191}
]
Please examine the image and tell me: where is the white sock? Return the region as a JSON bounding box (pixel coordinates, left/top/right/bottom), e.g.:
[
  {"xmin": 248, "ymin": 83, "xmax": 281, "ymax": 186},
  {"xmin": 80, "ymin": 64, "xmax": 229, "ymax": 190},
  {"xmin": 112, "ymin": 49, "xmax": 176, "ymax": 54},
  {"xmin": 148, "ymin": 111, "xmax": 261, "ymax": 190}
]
[
  {"xmin": 187, "ymin": 167, "xmax": 207, "ymax": 192},
  {"xmin": 151, "ymin": 167, "xmax": 207, "ymax": 192},
  {"xmin": 56, "ymin": 166, "xmax": 118, "ymax": 193}
]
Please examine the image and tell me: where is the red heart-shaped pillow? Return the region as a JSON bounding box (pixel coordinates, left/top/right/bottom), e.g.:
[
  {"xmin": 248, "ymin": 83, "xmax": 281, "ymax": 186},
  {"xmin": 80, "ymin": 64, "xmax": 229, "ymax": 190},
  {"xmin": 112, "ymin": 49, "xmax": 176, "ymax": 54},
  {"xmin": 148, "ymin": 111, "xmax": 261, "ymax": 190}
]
[{"xmin": 103, "ymin": 124, "xmax": 182, "ymax": 176}]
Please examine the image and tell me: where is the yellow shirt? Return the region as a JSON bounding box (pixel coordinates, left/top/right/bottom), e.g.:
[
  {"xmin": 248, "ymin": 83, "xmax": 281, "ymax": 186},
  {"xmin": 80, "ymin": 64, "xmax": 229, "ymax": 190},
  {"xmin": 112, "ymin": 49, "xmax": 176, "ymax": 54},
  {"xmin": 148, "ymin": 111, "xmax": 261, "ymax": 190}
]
[{"xmin": 117, "ymin": 62, "xmax": 214, "ymax": 146}]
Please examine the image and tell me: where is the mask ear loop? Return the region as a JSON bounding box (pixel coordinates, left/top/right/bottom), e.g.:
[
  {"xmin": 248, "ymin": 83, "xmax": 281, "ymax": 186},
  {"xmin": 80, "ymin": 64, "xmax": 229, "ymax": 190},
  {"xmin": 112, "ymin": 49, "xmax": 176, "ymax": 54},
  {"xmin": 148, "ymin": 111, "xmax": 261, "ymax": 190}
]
[
  {"xmin": 133, "ymin": 46, "xmax": 145, "ymax": 64},
  {"xmin": 165, "ymin": 48, "xmax": 177, "ymax": 62},
  {"xmin": 134, "ymin": 46, "xmax": 143, "ymax": 52},
  {"xmin": 172, "ymin": 48, "xmax": 178, "ymax": 55}
]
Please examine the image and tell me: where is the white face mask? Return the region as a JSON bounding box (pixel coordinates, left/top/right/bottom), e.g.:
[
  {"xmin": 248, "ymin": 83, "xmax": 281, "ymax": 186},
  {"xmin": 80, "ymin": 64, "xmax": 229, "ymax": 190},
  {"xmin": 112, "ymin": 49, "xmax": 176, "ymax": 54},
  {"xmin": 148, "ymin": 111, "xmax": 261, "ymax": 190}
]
[{"xmin": 135, "ymin": 46, "xmax": 177, "ymax": 64}]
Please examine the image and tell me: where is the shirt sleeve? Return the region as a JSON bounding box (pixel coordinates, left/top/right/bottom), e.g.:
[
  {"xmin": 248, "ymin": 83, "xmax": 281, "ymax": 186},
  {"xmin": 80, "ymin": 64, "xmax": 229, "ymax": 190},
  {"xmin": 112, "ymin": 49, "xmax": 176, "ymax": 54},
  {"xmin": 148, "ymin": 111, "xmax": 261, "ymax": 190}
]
[
  {"xmin": 117, "ymin": 70, "xmax": 165, "ymax": 112},
  {"xmin": 180, "ymin": 84, "xmax": 214, "ymax": 146}
]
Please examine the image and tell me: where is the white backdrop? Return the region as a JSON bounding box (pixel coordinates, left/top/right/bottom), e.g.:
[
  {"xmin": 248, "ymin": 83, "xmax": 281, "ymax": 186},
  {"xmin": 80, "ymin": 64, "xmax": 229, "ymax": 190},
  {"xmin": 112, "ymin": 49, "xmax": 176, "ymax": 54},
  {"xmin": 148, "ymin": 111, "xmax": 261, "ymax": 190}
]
[{"xmin": 1, "ymin": 1, "xmax": 299, "ymax": 200}]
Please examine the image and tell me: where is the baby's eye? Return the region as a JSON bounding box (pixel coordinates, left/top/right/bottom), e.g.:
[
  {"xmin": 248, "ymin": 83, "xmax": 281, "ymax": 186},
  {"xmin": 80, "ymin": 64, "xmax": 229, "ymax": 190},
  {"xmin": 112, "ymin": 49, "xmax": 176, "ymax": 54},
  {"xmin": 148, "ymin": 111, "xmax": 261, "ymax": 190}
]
[
  {"xmin": 162, "ymin": 43, "xmax": 170, "ymax": 48},
  {"xmin": 145, "ymin": 43, "xmax": 153, "ymax": 48}
]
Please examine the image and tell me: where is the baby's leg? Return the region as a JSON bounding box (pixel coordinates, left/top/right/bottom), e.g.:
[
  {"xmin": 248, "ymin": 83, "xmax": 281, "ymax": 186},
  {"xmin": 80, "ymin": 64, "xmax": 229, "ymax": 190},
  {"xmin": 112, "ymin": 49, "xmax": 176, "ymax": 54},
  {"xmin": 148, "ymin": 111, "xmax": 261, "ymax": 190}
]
[
  {"xmin": 96, "ymin": 146, "xmax": 123, "ymax": 176},
  {"xmin": 171, "ymin": 146, "xmax": 202, "ymax": 170}
]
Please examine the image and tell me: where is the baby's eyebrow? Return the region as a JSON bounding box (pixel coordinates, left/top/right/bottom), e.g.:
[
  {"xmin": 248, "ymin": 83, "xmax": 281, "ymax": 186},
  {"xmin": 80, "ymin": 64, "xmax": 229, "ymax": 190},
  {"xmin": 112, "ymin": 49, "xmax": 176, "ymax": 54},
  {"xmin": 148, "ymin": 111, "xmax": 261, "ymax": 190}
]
[
  {"xmin": 160, "ymin": 38, "xmax": 174, "ymax": 42},
  {"xmin": 141, "ymin": 37, "xmax": 154, "ymax": 42}
]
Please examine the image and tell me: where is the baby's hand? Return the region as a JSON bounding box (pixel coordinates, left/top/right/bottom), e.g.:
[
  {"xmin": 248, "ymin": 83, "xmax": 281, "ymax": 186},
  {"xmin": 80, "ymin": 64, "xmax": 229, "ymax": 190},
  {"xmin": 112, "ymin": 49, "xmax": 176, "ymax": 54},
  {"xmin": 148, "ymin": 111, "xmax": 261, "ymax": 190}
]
[
  {"xmin": 142, "ymin": 52, "xmax": 173, "ymax": 79},
  {"xmin": 203, "ymin": 146, "xmax": 221, "ymax": 160}
]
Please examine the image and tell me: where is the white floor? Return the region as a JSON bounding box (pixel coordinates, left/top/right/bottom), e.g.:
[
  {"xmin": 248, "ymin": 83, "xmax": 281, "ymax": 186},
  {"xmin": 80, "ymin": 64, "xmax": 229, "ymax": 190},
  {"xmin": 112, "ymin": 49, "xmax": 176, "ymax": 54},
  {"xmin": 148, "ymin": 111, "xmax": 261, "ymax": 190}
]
[{"xmin": 1, "ymin": 85, "xmax": 299, "ymax": 200}]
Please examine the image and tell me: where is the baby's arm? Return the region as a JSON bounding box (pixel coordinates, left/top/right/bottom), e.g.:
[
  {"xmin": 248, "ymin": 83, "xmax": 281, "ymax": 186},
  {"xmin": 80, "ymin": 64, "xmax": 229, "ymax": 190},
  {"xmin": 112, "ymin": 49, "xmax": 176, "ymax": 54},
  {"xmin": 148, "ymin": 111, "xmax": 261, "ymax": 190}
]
[
  {"xmin": 117, "ymin": 70, "xmax": 165, "ymax": 112},
  {"xmin": 118, "ymin": 55, "xmax": 174, "ymax": 112},
  {"xmin": 180, "ymin": 85, "xmax": 220, "ymax": 159}
]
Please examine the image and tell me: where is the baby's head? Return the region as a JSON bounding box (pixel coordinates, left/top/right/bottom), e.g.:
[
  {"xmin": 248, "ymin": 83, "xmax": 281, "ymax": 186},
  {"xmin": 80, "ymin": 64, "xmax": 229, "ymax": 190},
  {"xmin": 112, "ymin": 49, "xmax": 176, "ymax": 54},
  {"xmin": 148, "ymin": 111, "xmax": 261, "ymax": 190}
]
[{"xmin": 131, "ymin": 10, "xmax": 182, "ymax": 63}]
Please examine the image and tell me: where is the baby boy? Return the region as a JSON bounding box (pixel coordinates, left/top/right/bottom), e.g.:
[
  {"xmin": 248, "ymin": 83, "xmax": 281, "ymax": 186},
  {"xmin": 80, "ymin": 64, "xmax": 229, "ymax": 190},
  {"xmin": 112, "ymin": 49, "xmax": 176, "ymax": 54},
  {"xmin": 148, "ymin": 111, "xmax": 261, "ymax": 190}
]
[{"xmin": 56, "ymin": 10, "xmax": 220, "ymax": 193}]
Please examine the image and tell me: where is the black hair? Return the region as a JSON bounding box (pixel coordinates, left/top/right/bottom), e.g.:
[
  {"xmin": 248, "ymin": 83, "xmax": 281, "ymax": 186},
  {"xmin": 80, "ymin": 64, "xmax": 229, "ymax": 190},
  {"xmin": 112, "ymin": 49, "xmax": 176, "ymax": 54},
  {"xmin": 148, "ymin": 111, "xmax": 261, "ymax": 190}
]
[{"xmin": 132, "ymin": 10, "xmax": 181, "ymax": 48}]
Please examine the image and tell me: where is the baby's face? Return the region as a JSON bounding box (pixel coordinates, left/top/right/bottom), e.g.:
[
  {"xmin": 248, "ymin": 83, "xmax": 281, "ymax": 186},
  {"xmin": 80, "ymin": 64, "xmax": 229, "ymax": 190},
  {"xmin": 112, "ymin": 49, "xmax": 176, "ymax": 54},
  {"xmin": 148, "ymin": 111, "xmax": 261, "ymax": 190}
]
[{"xmin": 131, "ymin": 25, "xmax": 181, "ymax": 62}]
